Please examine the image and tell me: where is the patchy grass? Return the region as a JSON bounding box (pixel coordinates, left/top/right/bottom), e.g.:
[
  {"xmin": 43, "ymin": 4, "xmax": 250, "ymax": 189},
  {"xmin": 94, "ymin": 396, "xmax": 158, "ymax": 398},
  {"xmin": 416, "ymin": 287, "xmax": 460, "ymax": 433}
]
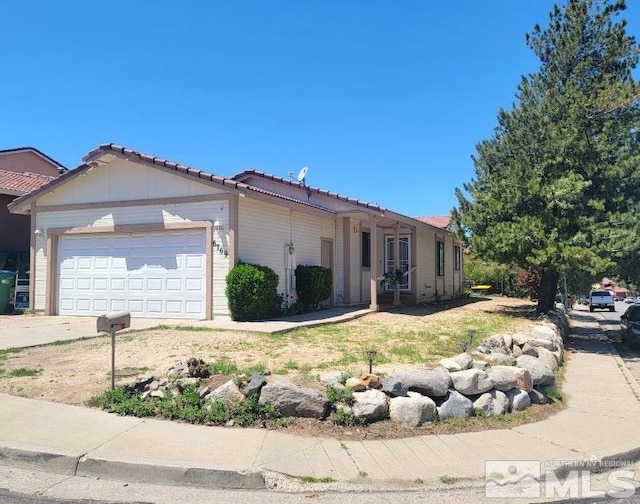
[
  {"xmin": 298, "ymin": 476, "xmax": 336, "ymax": 484},
  {"xmin": 8, "ymin": 367, "xmax": 41, "ymax": 378}
]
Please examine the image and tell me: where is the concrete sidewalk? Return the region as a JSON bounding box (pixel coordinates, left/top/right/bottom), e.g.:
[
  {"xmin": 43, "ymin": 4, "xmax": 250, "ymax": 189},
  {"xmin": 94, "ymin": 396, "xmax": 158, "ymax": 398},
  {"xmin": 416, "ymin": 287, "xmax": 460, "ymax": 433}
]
[{"xmin": 1, "ymin": 312, "xmax": 639, "ymax": 490}]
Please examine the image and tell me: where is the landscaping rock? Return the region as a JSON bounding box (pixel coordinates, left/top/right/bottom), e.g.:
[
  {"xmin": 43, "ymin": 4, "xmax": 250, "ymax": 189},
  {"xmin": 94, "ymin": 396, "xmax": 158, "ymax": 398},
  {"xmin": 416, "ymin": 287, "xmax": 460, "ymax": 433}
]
[
  {"xmin": 359, "ymin": 373, "xmax": 381, "ymax": 389},
  {"xmin": 389, "ymin": 392, "xmax": 437, "ymax": 426},
  {"xmin": 487, "ymin": 366, "xmax": 532, "ymax": 392},
  {"xmin": 535, "ymin": 347, "xmax": 559, "ymax": 371},
  {"xmin": 321, "ymin": 371, "xmax": 346, "ymax": 388},
  {"xmin": 473, "ymin": 390, "xmax": 509, "ymax": 416},
  {"xmin": 528, "ymin": 388, "xmax": 548, "ymax": 405},
  {"xmin": 512, "ymin": 332, "xmax": 531, "ymax": 346},
  {"xmin": 516, "ymin": 355, "xmax": 555, "ymax": 386},
  {"xmin": 259, "ymin": 382, "xmax": 330, "ymax": 419},
  {"xmin": 351, "ymin": 389, "xmax": 389, "ymax": 422},
  {"xmin": 439, "ymin": 353, "xmax": 472, "ymax": 372},
  {"xmin": 205, "ymin": 379, "xmax": 245, "ymax": 406},
  {"xmin": 381, "ymin": 369, "xmax": 450, "ymax": 397},
  {"xmin": 243, "ymin": 373, "xmax": 267, "ymax": 398},
  {"xmin": 472, "ymin": 360, "xmax": 489, "ymax": 371},
  {"xmin": 450, "ymin": 368, "xmax": 493, "ymax": 395},
  {"xmin": 521, "ymin": 343, "xmax": 539, "ymax": 357},
  {"xmin": 512, "ymin": 345, "xmax": 523, "ymax": 357},
  {"xmin": 506, "ymin": 389, "xmax": 531, "ymax": 411},
  {"xmin": 480, "ymin": 351, "xmax": 517, "ymax": 366},
  {"xmin": 436, "ymin": 390, "xmax": 474, "ymax": 419},
  {"xmin": 528, "ymin": 338, "xmax": 556, "ymax": 352},
  {"xmin": 344, "ymin": 377, "xmax": 367, "ymax": 392}
]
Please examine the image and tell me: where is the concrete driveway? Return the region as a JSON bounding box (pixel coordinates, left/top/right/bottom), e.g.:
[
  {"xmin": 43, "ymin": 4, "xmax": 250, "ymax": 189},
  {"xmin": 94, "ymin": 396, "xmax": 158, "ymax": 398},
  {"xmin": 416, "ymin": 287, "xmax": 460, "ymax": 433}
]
[{"xmin": 0, "ymin": 315, "xmax": 188, "ymax": 350}]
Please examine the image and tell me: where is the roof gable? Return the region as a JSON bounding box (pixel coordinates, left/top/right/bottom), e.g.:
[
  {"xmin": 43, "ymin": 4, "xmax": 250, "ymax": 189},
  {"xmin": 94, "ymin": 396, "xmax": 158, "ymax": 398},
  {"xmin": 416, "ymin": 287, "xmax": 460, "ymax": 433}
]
[{"xmin": 0, "ymin": 147, "xmax": 67, "ymax": 172}]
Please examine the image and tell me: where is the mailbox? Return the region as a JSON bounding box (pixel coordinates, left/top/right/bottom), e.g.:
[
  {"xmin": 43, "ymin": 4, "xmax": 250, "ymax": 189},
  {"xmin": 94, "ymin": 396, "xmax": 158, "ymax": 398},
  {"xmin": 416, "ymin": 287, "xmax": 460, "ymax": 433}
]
[{"xmin": 97, "ymin": 311, "xmax": 131, "ymax": 333}]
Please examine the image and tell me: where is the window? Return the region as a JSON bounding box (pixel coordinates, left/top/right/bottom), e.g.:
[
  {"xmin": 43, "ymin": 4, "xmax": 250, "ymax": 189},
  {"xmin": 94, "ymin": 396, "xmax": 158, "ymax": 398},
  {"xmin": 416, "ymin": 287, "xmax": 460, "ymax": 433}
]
[
  {"xmin": 384, "ymin": 235, "xmax": 411, "ymax": 290},
  {"xmin": 361, "ymin": 231, "xmax": 371, "ymax": 268},
  {"xmin": 436, "ymin": 241, "xmax": 445, "ymax": 276},
  {"xmin": 454, "ymin": 245, "xmax": 461, "ymax": 271}
]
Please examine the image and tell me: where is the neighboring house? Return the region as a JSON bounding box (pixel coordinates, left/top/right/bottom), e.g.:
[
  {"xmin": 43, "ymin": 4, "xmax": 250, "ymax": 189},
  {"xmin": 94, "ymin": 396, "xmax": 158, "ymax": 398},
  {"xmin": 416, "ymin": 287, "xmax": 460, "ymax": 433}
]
[
  {"xmin": 0, "ymin": 147, "xmax": 66, "ymax": 272},
  {"xmin": 8, "ymin": 144, "xmax": 463, "ymax": 320}
]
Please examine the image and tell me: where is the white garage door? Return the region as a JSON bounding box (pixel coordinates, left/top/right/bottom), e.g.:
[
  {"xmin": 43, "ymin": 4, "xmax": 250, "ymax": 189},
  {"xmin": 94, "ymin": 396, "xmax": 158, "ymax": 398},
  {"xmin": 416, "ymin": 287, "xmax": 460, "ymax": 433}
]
[{"xmin": 57, "ymin": 230, "xmax": 207, "ymax": 319}]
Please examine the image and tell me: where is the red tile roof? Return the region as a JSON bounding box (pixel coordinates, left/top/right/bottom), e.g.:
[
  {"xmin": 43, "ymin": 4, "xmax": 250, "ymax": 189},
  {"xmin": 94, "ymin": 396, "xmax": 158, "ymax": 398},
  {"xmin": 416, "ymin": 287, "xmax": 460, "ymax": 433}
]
[
  {"xmin": 0, "ymin": 169, "xmax": 57, "ymax": 196},
  {"xmin": 415, "ymin": 215, "xmax": 451, "ymax": 229}
]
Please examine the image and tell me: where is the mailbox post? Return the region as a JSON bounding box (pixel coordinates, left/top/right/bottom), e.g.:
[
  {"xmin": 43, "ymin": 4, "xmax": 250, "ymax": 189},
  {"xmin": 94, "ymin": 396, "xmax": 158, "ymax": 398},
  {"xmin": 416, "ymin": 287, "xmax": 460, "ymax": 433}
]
[{"xmin": 97, "ymin": 311, "xmax": 131, "ymax": 390}]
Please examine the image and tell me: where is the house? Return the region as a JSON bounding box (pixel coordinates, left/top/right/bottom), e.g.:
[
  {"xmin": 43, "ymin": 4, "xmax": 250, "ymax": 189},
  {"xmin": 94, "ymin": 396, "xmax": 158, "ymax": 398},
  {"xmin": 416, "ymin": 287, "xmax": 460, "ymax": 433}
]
[
  {"xmin": 8, "ymin": 144, "xmax": 463, "ymax": 319},
  {"xmin": 0, "ymin": 147, "xmax": 66, "ymax": 273}
]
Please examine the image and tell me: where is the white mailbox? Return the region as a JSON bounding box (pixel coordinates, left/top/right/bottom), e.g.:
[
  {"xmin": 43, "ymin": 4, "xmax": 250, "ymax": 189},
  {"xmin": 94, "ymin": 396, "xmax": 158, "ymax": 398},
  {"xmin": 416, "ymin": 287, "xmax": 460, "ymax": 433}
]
[{"xmin": 97, "ymin": 311, "xmax": 131, "ymax": 333}]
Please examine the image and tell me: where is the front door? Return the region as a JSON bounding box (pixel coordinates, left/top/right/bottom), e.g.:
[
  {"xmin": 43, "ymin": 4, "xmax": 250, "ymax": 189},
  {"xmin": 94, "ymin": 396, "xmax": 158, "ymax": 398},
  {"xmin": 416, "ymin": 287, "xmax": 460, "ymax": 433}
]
[
  {"xmin": 384, "ymin": 235, "xmax": 410, "ymax": 291},
  {"xmin": 321, "ymin": 238, "xmax": 334, "ymax": 307}
]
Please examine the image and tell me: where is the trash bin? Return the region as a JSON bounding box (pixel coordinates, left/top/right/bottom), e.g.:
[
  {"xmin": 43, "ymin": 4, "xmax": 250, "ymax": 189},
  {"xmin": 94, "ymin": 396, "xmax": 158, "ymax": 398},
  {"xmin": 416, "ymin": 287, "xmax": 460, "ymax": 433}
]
[{"xmin": 0, "ymin": 270, "xmax": 17, "ymax": 315}]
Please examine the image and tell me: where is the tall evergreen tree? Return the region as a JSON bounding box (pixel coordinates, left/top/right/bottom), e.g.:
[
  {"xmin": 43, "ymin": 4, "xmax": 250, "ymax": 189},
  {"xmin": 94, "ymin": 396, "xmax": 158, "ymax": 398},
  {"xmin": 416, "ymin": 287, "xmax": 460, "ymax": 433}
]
[{"xmin": 454, "ymin": 0, "xmax": 640, "ymax": 313}]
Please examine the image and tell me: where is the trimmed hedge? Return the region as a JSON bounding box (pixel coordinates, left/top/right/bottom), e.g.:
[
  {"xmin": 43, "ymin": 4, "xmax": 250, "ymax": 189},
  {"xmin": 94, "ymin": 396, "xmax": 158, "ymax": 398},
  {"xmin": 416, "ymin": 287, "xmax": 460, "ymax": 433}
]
[
  {"xmin": 295, "ymin": 265, "xmax": 333, "ymax": 312},
  {"xmin": 225, "ymin": 262, "xmax": 281, "ymax": 321}
]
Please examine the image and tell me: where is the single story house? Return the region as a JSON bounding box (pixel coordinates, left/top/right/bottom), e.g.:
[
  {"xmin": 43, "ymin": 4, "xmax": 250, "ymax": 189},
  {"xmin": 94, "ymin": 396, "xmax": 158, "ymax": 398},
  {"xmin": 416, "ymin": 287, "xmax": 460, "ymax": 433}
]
[
  {"xmin": 0, "ymin": 147, "xmax": 66, "ymax": 272},
  {"xmin": 8, "ymin": 144, "xmax": 463, "ymax": 319}
]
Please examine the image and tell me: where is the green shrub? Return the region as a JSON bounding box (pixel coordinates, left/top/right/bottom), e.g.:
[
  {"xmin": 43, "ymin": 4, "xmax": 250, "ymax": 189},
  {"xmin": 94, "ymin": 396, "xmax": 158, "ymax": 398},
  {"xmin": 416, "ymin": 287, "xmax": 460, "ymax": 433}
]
[
  {"xmin": 226, "ymin": 262, "xmax": 282, "ymax": 321},
  {"xmin": 88, "ymin": 386, "xmax": 156, "ymax": 417},
  {"xmin": 325, "ymin": 386, "xmax": 354, "ymax": 406},
  {"xmin": 330, "ymin": 407, "xmax": 367, "ymax": 427},
  {"xmin": 295, "ymin": 265, "xmax": 333, "ymax": 312}
]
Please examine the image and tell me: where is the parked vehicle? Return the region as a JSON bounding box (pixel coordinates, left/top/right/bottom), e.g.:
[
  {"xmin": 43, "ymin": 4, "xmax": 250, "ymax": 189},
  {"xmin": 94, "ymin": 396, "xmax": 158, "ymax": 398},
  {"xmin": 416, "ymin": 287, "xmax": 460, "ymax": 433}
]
[
  {"xmin": 624, "ymin": 297, "xmax": 637, "ymax": 304},
  {"xmin": 589, "ymin": 290, "xmax": 615, "ymax": 312},
  {"xmin": 620, "ymin": 303, "xmax": 640, "ymax": 349}
]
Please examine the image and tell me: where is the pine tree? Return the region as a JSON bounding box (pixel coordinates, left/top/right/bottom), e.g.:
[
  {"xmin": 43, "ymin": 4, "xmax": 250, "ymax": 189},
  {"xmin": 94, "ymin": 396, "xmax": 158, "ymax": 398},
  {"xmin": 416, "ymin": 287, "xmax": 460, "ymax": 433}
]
[{"xmin": 454, "ymin": 0, "xmax": 640, "ymax": 313}]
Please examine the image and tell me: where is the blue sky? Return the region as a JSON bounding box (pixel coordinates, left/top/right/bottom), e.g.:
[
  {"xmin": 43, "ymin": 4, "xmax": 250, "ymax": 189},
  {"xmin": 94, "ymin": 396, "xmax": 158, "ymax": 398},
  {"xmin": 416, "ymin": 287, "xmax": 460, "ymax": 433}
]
[{"xmin": 2, "ymin": 1, "xmax": 639, "ymax": 218}]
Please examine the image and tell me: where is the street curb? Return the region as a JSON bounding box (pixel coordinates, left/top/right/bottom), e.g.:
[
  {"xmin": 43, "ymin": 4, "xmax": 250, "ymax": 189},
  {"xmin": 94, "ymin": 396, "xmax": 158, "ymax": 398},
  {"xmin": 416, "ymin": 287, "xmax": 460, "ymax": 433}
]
[
  {"xmin": 0, "ymin": 446, "xmax": 79, "ymax": 476},
  {"xmin": 76, "ymin": 456, "xmax": 266, "ymax": 489}
]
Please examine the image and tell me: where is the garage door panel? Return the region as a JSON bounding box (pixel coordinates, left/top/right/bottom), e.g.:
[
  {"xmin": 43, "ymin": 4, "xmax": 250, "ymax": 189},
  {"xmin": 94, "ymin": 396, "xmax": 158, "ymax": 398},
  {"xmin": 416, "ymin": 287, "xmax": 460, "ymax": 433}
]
[{"xmin": 57, "ymin": 230, "xmax": 206, "ymax": 319}]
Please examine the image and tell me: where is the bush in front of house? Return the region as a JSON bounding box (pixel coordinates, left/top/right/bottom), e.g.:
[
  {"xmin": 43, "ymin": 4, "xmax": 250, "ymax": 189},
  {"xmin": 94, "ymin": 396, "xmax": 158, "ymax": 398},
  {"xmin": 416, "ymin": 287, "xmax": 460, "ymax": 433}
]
[
  {"xmin": 295, "ymin": 265, "xmax": 333, "ymax": 312},
  {"xmin": 225, "ymin": 262, "xmax": 281, "ymax": 321}
]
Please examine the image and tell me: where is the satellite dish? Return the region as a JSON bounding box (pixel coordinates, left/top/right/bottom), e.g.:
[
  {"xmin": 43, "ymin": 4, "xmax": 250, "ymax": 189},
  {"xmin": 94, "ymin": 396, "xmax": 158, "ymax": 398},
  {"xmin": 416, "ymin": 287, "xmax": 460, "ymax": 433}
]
[{"xmin": 297, "ymin": 166, "xmax": 308, "ymax": 184}]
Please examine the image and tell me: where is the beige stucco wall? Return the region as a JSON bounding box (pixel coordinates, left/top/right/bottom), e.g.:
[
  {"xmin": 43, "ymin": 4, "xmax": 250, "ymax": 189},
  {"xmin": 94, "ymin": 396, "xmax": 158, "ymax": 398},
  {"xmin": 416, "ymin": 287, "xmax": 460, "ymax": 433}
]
[{"xmin": 0, "ymin": 150, "xmax": 61, "ymax": 177}]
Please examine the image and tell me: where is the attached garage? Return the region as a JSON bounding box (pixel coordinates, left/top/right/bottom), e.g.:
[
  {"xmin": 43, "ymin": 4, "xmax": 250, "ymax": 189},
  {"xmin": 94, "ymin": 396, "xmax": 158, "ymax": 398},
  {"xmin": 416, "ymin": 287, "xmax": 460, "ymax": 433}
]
[{"xmin": 57, "ymin": 230, "xmax": 207, "ymax": 318}]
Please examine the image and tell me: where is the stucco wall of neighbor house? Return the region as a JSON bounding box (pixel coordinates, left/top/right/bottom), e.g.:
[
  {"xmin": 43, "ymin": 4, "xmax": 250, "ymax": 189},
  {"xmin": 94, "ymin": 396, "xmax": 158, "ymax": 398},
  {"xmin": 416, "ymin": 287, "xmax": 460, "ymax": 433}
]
[
  {"xmin": 0, "ymin": 194, "xmax": 30, "ymax": 252},
  {"xmin": 237, "ymin": 197, "xmax": 336, "ymax": 303},
  {"xmin": 0, "ymin": 150, "xmax": 61, "ymax": 177},
  {"xmin": 32, "ymin": 200, "xmax": 229, "ymax": 316},
  {"xmin": 37, "ymin": 158, "xmax": 225, "ymax": 206}
]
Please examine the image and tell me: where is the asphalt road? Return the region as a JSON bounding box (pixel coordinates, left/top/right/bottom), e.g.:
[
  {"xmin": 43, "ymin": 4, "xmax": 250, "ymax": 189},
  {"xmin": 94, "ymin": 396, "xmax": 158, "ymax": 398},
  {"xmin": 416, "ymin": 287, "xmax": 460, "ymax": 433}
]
[{"xmin": 576, "ymin": 301, "xmax": 640, "ymax": 387}]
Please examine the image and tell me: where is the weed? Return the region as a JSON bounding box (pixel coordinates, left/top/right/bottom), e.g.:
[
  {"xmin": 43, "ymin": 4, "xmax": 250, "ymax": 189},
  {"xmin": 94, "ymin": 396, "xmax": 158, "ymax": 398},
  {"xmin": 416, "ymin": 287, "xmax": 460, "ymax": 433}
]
[
  {"xmin": 9, "ymin": 367, "xmax": 41, "ymax": 378},
  {"xmin": 330, "ymin": 407, "xmax": 367, "ymax": 427},
  {"xmin": 159, "ymin": 384, "xmax": 207, "ymax": 422},
  {"xmin": 547, "ymin": 389, "xmax": 563, "ymax": 402},
  {"xmin": 298, "ymin": 476, "xmax": 335, "ymax": 483},
  {"xmin": 440, "ymin": 475, "xmax": 457, "ymax": 484},
  {"xmin": 0, "ymin": 348, "xmax": 22, "ymax": 361},
  {"xmin": 207, "ymin": 401, "xmax": 230, "ymax": 424},
  {"xmin": 208, "ymin": 357, "xmax": 239, "ymax": 375},
  {"xmin": 243, "ymin": 363, "xmax": 268, "ymax": 375},
  {"xmin": 283, "ymin": 360, "xmax": 299, "ymax": 370},
  {"xmin": 325, "ymin": 386, "xmax": 354, "ymax": 406},
  {"xmin": 88, "ymin": 386, "xmax": 156, "ymax": 417}
]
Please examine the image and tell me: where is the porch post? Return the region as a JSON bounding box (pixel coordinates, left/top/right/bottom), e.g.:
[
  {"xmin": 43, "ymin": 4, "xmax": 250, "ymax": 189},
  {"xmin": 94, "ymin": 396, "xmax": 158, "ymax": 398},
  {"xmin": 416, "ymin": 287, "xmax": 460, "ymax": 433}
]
[
  {"xmin": 393, "ymin": 221, "xmax": 400, "ymax": 306},
  {"xmin": 369, "ymin": 218, "xmax": 378, "ymax": 311}
]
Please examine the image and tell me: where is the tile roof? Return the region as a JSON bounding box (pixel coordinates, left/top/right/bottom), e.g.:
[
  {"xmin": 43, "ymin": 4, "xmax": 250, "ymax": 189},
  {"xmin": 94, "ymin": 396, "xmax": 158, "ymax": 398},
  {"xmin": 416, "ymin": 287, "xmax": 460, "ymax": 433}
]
[
  {"xmin": 0, "ymin": 169, "xmax": 57, "ymax": 196},
  {"xmin": 233, "ymin": 169, "xmax": 386, "ymax": 213},
  {"xmin": 415, "ymin": 215, "xmax": 451, "ymax": 229},
  {"xmin": 0, "ymin": 147, "xmax": 67, "ymax": 171}
]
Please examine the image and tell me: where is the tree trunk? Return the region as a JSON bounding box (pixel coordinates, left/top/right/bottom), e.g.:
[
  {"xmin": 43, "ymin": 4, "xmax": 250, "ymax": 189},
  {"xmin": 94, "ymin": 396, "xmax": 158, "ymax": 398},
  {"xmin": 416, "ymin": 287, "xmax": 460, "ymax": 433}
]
[{"xmin": 537, "ymin": 268, "xmax": 559, "ymax": 314}]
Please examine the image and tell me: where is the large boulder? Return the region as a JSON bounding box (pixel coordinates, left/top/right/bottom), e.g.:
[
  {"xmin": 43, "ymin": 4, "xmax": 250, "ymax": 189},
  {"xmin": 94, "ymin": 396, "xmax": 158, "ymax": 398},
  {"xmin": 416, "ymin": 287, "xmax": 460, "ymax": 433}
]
[
  {"xmin": 436, "ymin": 390, "xmax": 474, "ymax": 419},
  {"xmin": 381, "ymin": 369, "xmax": 451, "ymax": 397},
  {"xmin": 389, "ymin": 392, "xmax": 437, "ymax": 426},
  {"xmin": 243, "ymin": 374, "xmax": 267, "ymax": 398},
  {"xmin": 450, "ymin": 368, "xmax": 493, "ymax": 395},
  {"xmin": 527, "ymin": 338, "xmax": 557, "ymax": 352},
  {"xmin": 351, "ymin": 389, "xmax": 389, "ymax": 422},
  {"xmin": 506, "ymin": 389, "xmax": 531, "ymax": 412},
  {"xmin": 487, "ymin": 366, "xmax": 532, "ymax": 392},
  {"xmin": 515, "ymin": 355, "xmax": 555, "ymax": 386},
  {"xmin": 536, "ymin": 347, "xmax": 560, "ymax": 371},
  {"xmin": 473, "ymin": 390, "xmax": 509, "ymax": 416},
  {"xmin": 258, "ymin": 382, "xmax": 330, "ymax": 419}
]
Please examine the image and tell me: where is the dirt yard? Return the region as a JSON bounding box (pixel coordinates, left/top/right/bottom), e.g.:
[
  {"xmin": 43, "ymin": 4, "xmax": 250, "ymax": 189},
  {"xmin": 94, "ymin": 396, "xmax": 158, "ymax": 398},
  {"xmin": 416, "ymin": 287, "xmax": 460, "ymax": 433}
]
[{"xmin": 0, "ymin": 296, "xmax": 559, "ymax": 438}]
